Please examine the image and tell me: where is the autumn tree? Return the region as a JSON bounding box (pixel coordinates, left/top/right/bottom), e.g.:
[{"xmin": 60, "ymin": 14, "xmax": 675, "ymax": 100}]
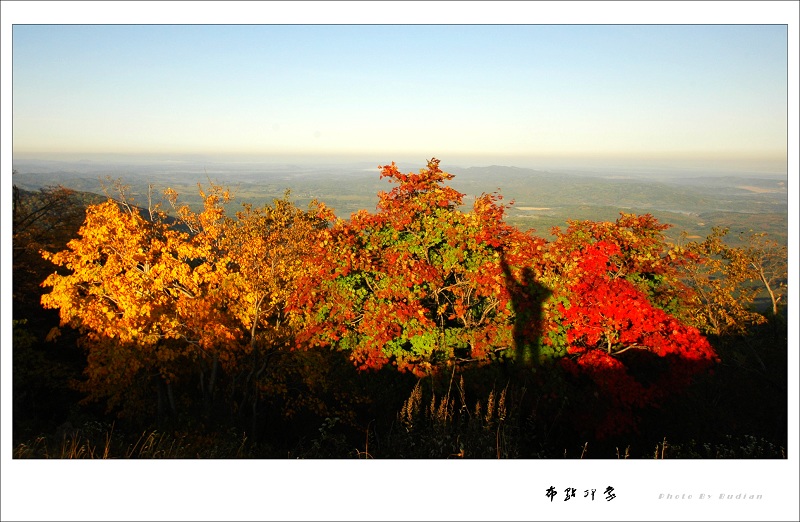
[
  {"xmin": 677, "ymin": 227, "xmax": 787, "ymax": 408},
  {"xmin": 289, "ymin": 161, "xmax": 721, "ymax": 437},
  {"xmin": 680, "ymin": 227, "xmax": 770, "ymax": 336},
  {"xmin": 39, "ymin": 177, "xmax": 341, "ymax": 424},
  {"xmin": 538, "ymin": 214, "xmax": 719, "ymax": 437},
  {"xmin": 217, "ymin": 191, "xmax": 331, "ymax": 351},
  {"xmin": 41, "ymin": 183, "xmax": 241, "ymax": 416},
  {"xmin": 291, "ymin": 158, "xmax": 547, "ymax": 376},
  {"xmin": 213, "ymin": 192, "xmax": 334, "ymax": 424},
  {"xmin": 738, "ymin": 230, "xmax": 787, "ymax": 318}
]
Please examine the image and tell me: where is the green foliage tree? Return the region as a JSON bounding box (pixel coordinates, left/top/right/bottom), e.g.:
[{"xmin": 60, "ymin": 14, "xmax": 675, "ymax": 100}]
[{"xmin": 290, "ymin": 158, "xmax": 547, "ymax": 376}]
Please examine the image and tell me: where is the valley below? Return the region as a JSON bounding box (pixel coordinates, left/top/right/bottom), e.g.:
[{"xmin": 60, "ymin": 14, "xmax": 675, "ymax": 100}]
[{"xmin": 12, "ymin": 158, "xmax": 789, "ymax": 246}]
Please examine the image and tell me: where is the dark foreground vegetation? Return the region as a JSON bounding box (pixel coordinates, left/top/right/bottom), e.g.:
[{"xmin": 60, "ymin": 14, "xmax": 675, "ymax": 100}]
[{"xmin": 12, "ymin": 159, "xmax": 788, "ymax": 458}]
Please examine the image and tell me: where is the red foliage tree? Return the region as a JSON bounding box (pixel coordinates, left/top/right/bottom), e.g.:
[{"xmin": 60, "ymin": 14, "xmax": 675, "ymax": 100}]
[
  {"xmin": 290, "ymin": 158, "xmax": 547, "ymax": 376},
  {"xmin": 542, "ymin": 218, "xmax": 719, "ymax": 437}
]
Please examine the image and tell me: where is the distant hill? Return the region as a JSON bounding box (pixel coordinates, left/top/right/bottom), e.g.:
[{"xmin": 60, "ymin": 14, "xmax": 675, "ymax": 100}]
[
  {"xmin": 12, "ymin": 161, "xmax": 787, "ymax": 246},
  {"xmin": 12, "ymin": 185, "xmax": 184, "ymax": 233}
]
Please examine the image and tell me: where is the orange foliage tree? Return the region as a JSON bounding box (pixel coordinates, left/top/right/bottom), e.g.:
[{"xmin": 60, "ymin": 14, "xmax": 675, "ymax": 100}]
[
  {"xmin": 40, "ymin": 180, "xmax": 335, "ymax": 420},
  {"xmin": 290, "ymin": 158, "xmax": 548, "ymax": 376},
  {"xmin": 41, "ymin": 184, "xmax": 241, "ymax": 415},
  {"xmin": 212, "ymin": 192, "xmax": 334, "ymax": 420}
]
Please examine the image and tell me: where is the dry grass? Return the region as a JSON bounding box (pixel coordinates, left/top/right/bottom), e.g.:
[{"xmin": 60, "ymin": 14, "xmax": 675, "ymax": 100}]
[{"xmin": 14, "ymin": 412, "xmax": 266, "ymax": 459}]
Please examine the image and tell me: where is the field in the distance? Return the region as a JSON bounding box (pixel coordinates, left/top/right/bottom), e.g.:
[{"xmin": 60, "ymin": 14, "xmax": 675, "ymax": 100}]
[{"xmin": 11, "ymin": 158, "xmax": 788, "ymax": 247}]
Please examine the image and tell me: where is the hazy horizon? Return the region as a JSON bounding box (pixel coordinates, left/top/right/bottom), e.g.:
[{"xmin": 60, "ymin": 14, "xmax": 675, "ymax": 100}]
[{"xmin": 12, "ymin": 149, "xmax": 790, "ymax": 178}]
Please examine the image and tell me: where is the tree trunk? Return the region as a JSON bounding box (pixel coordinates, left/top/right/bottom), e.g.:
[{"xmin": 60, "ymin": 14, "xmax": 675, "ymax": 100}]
[
  {"xmin": 209, "ymin": 354, "xmax": 219, "ymax": 401},
  {"xmin": 167, "ymin": 381, "xmax": 176, "ymax": 415},
  {"xmin": 251, "ymin": 395, "xmax": 260, "ymax": 441},
  {"xmin": 759, "ymin": 269, "xmax": 779, "ymax": 317},
  {"xmin": 157, "ymin": 379, "xmax": 165, "ymax": 418}
]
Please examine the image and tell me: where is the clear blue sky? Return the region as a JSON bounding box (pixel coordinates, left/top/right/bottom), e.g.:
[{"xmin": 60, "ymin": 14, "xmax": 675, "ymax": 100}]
[{"xmin": 10, "ymin": 20, "xmax": 789, "ymax": 171}]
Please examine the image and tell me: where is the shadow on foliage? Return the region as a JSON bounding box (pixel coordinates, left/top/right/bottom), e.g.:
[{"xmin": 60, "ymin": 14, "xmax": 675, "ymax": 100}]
[{"xmin": 499, "ymin": 249, "xmax": 552, "ymax": 367}]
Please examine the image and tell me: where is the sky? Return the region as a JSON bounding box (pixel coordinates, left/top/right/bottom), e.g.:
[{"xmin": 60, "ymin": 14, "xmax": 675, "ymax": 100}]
[
  {"xmin": 6, "ymin": 5, "xmax": 795, "ymax": 173},
  {"xmin": 2, "ymin": 3, "xmax": 799, "ymax": 522}
]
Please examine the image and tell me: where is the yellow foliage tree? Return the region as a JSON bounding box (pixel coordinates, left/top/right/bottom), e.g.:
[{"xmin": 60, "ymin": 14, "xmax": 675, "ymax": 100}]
[
  {"xmin": 680, "ymin": 227, "xmax": 769, "ymax": 336},
  {"xmin": 738, "ymin": 231, "xmax": 787, "ymax": 318},
  {"xmin": 215, "ymin": 192, "xmax": 333, "ymax": 421},
  {"xmin": 41, "ymin": 184, "xmax": 241, "ymax": 415},
  {"xmin": 41, "ymin": 180, "xmax": 334, "ymax": 419}
]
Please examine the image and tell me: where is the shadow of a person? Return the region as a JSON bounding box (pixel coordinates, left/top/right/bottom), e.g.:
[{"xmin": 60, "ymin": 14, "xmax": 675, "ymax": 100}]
[{"xmin": 499, "ymin": 249, "xmax": 552, "ymax": 366}]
